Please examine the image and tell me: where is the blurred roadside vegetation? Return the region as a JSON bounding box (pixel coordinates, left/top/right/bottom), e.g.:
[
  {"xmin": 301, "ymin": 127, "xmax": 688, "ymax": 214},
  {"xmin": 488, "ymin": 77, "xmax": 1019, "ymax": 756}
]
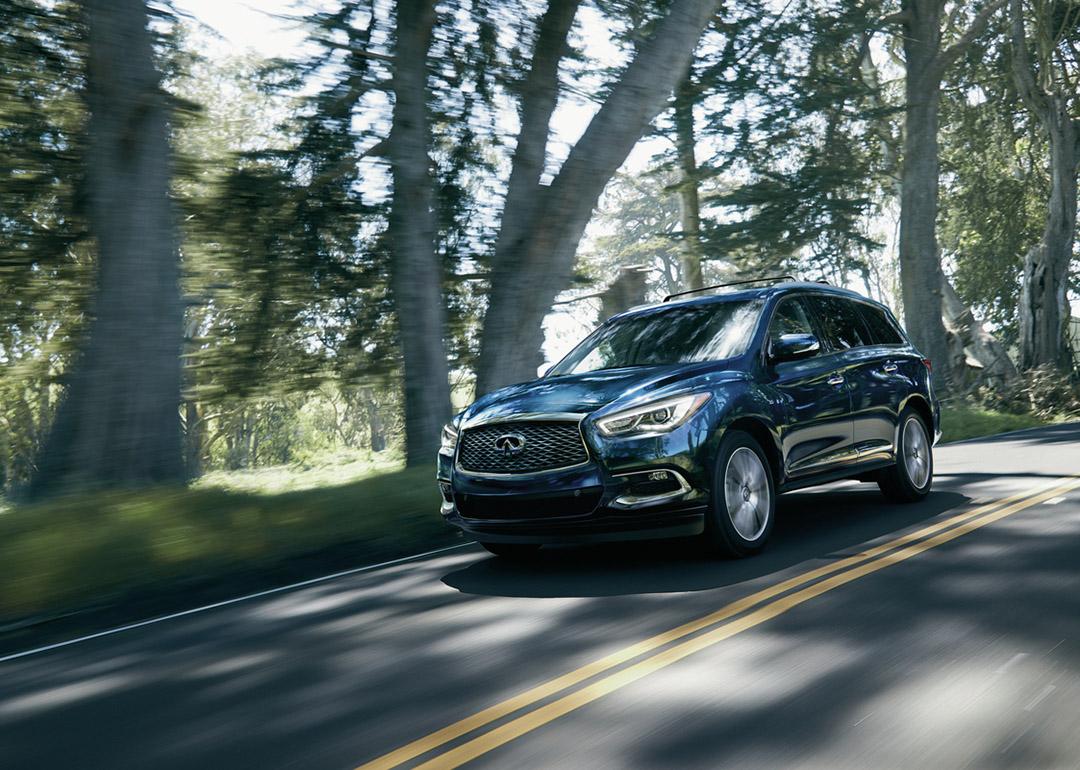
[
  {"xmin": 0, "ymin": 459, "xmax": 451, "ymax": 625},
  {"xmin": 0, "ymin": 402, "xmax": 1071, "ymax": 627}
]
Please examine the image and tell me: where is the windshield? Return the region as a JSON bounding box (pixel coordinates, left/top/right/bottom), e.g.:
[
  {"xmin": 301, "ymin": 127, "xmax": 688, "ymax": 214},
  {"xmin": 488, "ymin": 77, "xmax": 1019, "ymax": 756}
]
[{"xmin": 549, "ymin": 299, "xmax": 764, "ymax": 376}]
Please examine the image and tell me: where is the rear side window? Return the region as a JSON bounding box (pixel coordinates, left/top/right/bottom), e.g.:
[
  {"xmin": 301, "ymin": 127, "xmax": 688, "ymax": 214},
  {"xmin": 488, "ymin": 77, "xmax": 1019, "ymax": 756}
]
[
  {"xmin": 857, "ymin": 303, "xmax": 904, "ymax": 345},
  {"xmin": 811, "ymin": 296, "xmax": 870, "ymax": 350}
]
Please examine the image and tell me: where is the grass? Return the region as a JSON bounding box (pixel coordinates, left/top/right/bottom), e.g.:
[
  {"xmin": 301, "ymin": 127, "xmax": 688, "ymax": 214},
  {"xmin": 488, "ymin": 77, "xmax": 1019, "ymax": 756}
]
[
  {"xmin": 195, "ymin": 448, "xmax": 404, "ymax": 494},
  {"xmin": 939, "ymin": 403, "xmax": 1054, "ymax": 444},
  {"xmin": 0, "ymin": 464, "xmax": 454, "ymax": 625}
]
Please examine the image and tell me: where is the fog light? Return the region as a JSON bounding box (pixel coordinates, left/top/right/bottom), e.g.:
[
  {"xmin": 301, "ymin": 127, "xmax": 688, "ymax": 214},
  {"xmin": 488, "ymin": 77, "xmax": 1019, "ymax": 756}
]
[
  {"xmin": 612, "ymin": 469, "xmax": 692, "ymax": 508},
  {"xmin": 626, "ymin": 471, "xmax": 682, "ymax": 498}
]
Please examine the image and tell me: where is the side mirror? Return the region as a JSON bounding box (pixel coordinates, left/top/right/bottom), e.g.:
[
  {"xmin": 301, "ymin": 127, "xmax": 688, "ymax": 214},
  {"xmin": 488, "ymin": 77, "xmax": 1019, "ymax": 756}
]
[{"xmin": 771, "ymin": 333, "xmax": 820, "ymax": 363}]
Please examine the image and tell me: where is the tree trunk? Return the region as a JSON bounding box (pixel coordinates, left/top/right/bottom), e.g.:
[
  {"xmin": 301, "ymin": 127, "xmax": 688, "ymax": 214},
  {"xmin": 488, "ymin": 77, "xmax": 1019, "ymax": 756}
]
[
  {"xmin": 941, "ymin": 276, "xmax": 1020, "ymax": 390},
  {"xmin": 476, "ymin": 0, "xmax": 720, "ymax": 394},
  {"xmin": 361, "ymin": 387, "xmax": 387, "ymax": 453},
  {"xmin": 27, "ymin": 0, "xmax": 183, "ymax": 499},
  {"xmin": 1018, "ymin": 104, "xmax": 1077, "ymax": 370},
  {"xmin": 184, "ymin": 400, "xmax": 203, "ymax": 478},
  {"xmin": 895, "ymin": 0, "xmax": 1006, "ymax": 393},
  {"xmin": 489, "ymin": 0, "xmax": 582, "ymax": 272},
  {"xmin": 673, "ymin": 74, "xmax": 704, "ymax": 291},
  {"xmin": 599, "ymin": 267, "xmax": 650, "ymax": 321},
  {"xmin": 898, "ymin": 0, "xmax": 952, "ymax": 390},
  {"xmin": 1009, "ymin": 0, "xmax": 1078, "ymax": 370},
  {"xmin": 387, "ymin": 0, "xmax": 452, "ymax": 466}
]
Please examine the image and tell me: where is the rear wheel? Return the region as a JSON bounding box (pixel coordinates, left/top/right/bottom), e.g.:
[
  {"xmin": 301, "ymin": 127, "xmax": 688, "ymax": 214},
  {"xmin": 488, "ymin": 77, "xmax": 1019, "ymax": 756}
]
[
  {"xmin": 704, "ymin": 430, "xmax": 776, "ymax": 558},
  {"xmin": 478, "ymin": 542, "xmax": 541, "ymax": 560},
  {"xmin": 877, "ymin": 408, "xmax": 933, "ymax": 502}
]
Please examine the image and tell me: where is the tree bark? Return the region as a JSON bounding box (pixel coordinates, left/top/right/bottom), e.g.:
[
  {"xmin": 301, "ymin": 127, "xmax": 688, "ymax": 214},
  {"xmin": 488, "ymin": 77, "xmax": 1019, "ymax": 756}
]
[
  {"xmin": 898, "ymin": 0, "xmax": 952, "ymax": 389},
  {"xmin": 490, "ymin": 0, "xmax": 582, "ymax": 272},
  {"xmin": 599, "ymin": 267, "xmax": 649, "ymax": 320},
  {"xmin": 896, "ymin": 0, "xmax": 1006, "ymax": 392},
  {"xmin": 941, "ymin": 276, "xmax": 1020, "ymax": 390},
  {"xmin": 184, "ymin": 400, "xmax": 203, "ymax": 478},
  {"xmin": 387, "ymin": 0, "xmax": 452, "ymax": 466},
  {"xmin": 1017, "ymin": 105, "xmax": 1077, "ymax": 370},
  {"xmin": 361, "ymin": 387, "xmax": 387, "ymax": 452},
  {"xmin": 673, "ymin": 74, "xmax": 704, "ymax": 291},
  {"xmin": 476, "ymin": 0, "xmax": 720, "ymax": 394},
  {"xmin": 27, "ymin": 0, "xmax": 184, "ymax": 499},
  {"xmin": 1009, "ymin": 0, "xmax": 1078, "ymax": 370}
]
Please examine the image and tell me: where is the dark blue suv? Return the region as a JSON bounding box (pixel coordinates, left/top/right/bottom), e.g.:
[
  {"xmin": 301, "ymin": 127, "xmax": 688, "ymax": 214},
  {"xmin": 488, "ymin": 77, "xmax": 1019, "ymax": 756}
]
[{"xmin": 437, "ymin": 279, "xmax": 940, "ymax": 558}]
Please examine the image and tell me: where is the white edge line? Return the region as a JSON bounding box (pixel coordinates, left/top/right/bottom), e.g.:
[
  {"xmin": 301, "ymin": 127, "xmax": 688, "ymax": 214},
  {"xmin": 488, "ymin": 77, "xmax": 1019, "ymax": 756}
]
[{"xmin": 0, "ymin": 542, "xmax": 474, "ymax": 665}]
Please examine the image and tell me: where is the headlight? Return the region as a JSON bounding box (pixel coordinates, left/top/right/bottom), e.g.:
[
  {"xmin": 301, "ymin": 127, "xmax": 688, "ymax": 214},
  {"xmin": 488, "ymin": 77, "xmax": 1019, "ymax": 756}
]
[
  {"xmin": 595, "ymin": 393, "xmax": 711, "ymax": 437},
  {"xmin": 439, "ymin": 423, "xmax": 459, "ymax": 457}
]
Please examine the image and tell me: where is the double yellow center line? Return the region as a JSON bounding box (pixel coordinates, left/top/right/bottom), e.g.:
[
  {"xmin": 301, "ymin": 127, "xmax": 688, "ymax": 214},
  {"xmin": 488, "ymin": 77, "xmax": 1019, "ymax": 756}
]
[{"xmin": 360, "ymin": 476, "xmax": 1080, "ymax": 769}]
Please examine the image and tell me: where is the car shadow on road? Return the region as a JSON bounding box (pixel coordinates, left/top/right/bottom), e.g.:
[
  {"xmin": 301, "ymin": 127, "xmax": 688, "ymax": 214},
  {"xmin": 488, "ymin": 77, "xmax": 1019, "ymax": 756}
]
[{"xmin": 441, "ymin": 485, "xmax": 970, "ymax": 598}]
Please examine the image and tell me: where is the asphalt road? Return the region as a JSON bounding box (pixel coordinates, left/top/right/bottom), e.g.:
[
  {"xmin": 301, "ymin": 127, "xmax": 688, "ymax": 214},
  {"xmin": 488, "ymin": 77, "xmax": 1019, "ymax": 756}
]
[{"xmin": 5, "ymin": 423, "xmax": 1080, "ymax": 769}]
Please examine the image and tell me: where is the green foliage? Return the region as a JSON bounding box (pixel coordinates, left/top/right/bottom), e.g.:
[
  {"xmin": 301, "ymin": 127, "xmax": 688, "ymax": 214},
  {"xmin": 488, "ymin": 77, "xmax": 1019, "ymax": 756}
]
[
  {"xmin": 698, "ymin": 0, "xmax": 887, "ymax": 280},
  {"xmin": 973, "ymin": 364, "xmax": 1080, "ymax": 418},
  {"xmin": 583, "ymin": 171, "xmax": 686, "ymax": 297},
  {"xmin": 0, "ymin": 1, "xmax": 89, "ymax": 490},
  {"xmin": 939, "ymin": 30, "xmax": 1046, "ymax": 345},
  {"xmin": 939, "ymin": 402, "xmax": 1052, "ymax": 443},
  {"xmin": 0, "ymin": 464, "xmax": 450, "ymax": 622}
]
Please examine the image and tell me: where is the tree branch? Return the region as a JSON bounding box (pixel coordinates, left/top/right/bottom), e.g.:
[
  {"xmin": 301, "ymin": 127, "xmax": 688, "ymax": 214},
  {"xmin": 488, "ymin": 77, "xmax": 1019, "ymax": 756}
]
[
  {"xmin": 939, "ymin": 0, "xmax": 1007, "ymax": 71},
  {"xmin": 878, "ymin": 10, "xmax": 911, "ymax": 26},
  {"xmin": 491, "ymin": 0, "xmax": 583, "ymax": 270},
  {"xmin": 355, "ymin": 48, "xmax": 393, "ymax": 64},
  {"xmin": 1008, "ymin": 0, "xmax": 1049, "ymax": 116}
]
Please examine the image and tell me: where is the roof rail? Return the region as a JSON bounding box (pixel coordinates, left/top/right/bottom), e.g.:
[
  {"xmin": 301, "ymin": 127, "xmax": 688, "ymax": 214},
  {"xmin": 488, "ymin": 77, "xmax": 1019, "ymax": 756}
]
[{"xmin": 662, "ymin": 275, "xmax": 797, "ymax": 302}]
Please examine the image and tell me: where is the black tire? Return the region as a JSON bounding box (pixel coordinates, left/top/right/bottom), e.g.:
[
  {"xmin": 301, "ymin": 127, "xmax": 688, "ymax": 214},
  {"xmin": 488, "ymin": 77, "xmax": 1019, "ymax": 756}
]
[
  {"xmin": 478, "ymin": 542, "xmax": 541, "ymax": 559},
  {"xmin": 704, "ymin": 430, "xmax": 777, "ymax": 558},
  {"xmin": 877, "ymin": 407, "xmax": 933, "ymax": 502}
]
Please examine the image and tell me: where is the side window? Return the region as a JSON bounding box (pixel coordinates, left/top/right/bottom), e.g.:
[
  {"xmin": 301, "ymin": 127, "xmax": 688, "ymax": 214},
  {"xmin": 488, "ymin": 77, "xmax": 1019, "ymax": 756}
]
[
  {"xmin": 857, "ymin": 303, "xmax": 904, "ymax": 345},
  {"xmin": 768, "ymin": 297, "xmax": 817, "ymax": 352},
  {"xmin": 813, "ymin": 296, "xmax": 870, "ymax": 350}
]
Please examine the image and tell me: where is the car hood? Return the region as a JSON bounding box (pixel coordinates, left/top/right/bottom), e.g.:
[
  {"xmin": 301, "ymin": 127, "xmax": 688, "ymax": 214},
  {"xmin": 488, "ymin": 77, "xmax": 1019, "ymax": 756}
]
[{"xmin": 462, "ymin": 362, "xmax": 745, "ymax": 426}]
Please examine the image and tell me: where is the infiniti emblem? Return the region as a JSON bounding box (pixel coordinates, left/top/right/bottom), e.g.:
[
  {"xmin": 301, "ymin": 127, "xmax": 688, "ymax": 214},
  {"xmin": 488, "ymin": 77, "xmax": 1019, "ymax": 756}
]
[{"xmin": 494, "ymin": 432, "xmax": 527, "ymax": 458}]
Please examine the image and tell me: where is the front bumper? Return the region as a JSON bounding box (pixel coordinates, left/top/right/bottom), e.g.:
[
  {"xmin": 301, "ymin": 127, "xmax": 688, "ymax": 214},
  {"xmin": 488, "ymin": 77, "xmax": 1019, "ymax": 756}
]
[{"xmin": 436, "ymin": 411, "xmax": 716, "ymax": 545}]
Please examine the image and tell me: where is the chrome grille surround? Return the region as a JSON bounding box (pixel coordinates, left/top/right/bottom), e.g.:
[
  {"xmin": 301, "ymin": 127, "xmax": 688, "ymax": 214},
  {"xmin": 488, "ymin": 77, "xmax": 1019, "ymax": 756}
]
[{"xmin": 457, "ymin": 419, "xmax": 589, "ymax": 475}]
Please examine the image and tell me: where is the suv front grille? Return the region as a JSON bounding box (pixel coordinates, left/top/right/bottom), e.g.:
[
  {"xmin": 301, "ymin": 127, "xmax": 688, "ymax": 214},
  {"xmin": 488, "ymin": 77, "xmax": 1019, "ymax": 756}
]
[{"xmin": 458, "ymin": 421, "xmax": 588, "ymax": 474}]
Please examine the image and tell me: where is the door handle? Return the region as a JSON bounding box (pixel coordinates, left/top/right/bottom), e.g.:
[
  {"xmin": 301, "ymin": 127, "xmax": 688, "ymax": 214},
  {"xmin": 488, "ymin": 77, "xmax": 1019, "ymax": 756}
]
[
  {"xmin": 882, "ymin": 363, "xmax": 898, "ymax": 373},
  {"xmin": 827, "ymin": 374, "xmax": 845, "ymax": 386}
]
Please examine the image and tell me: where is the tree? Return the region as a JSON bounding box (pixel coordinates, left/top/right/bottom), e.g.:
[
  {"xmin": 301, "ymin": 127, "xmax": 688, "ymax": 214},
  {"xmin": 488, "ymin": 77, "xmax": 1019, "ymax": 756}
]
[
  {"xmin": 386, "ymin": 0, "xmax": 454, "ymax": 464},
  {"xmin": 672, "ymin": 73, "xmax": 705, "ymax": 290},
  {"xmin": 893, "ymin": 0, "xmax": 1006, "ymax": 388},
  {"xmin": 699, "ymin": 0, "xmax": 885, "ymax": 286},
  {"xmin": 938, "ymin": 31, "xmax": 1043, "ymax": 347},
  {"xmin": 0, "ymin": 0, "xmax": 89, "ymax": 492},
  {"xmin": 1009, "ymin": 0, "xmax": 1079, "ymax": 370},
  {"xmin": 27, "ymin": 0, "xmax": 183, "ymax": 497},
  {"xmin": 475, "ymin": 0, "xmax": 727, "ymax": 394}
]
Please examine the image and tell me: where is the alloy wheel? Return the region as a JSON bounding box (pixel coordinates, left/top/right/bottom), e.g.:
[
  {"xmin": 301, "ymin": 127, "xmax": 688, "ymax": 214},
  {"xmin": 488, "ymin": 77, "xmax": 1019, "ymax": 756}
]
[
  {"xmin": 903, "ymin": 417, "xmax": 931, "ymax": 489},
  {"xmin": 724, "ymin": 446, "xmax": 771, "ymax": 541}
]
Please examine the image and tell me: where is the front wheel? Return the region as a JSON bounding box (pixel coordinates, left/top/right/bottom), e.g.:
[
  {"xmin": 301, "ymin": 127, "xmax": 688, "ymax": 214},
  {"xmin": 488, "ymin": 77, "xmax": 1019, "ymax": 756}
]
[
  {"xmin": 704, "ymin": 430, "xmax": 776, "ymax": 558},
  {"xmin": 877, "ymin": 408, "xmax": 933, "ymax": 502}
]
